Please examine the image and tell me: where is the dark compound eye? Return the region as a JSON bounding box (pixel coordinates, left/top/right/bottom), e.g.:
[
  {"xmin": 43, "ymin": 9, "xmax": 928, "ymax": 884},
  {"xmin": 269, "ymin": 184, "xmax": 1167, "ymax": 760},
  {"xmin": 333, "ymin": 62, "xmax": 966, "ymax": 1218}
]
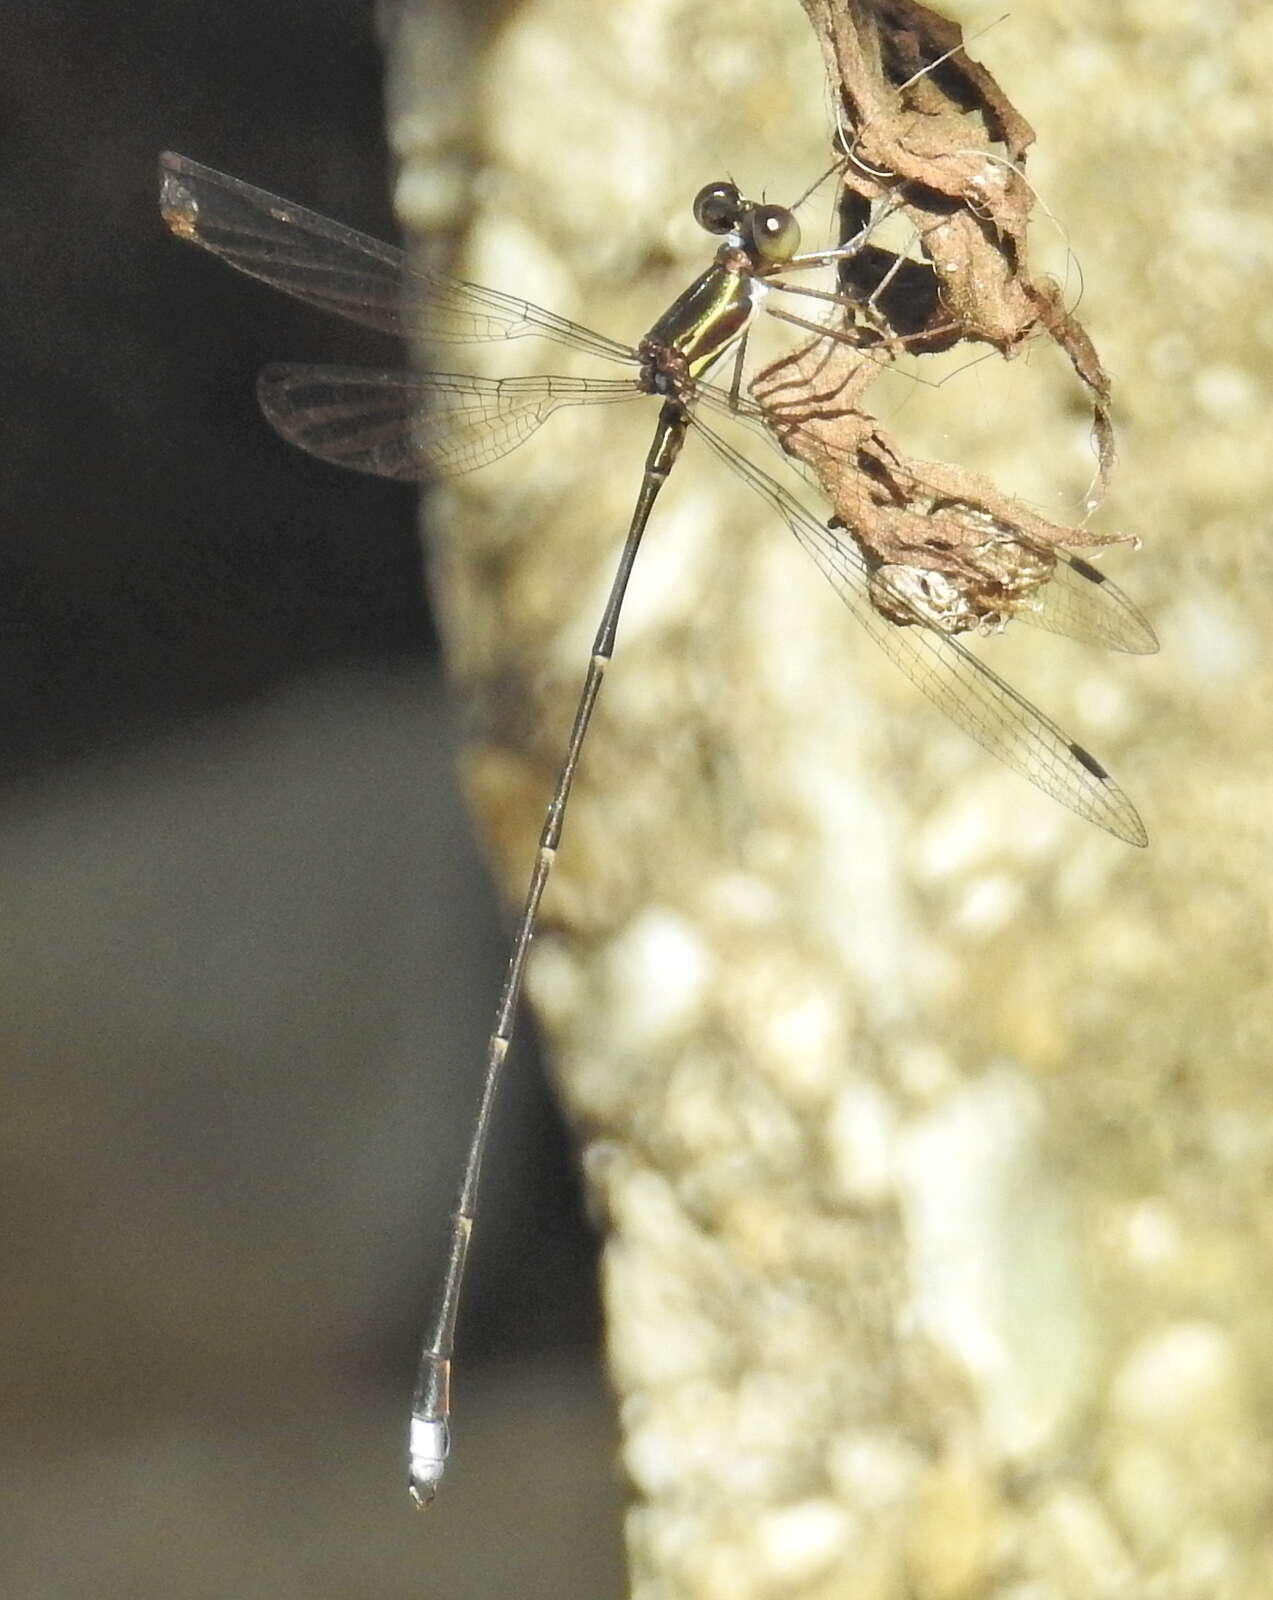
[
  {"xmin": 747, "ymin": 204, "xmax": 801, "ymax": 263},
  {"xmin": 693, "ymin": 180, "xmax": 743, "ymax": 235}
]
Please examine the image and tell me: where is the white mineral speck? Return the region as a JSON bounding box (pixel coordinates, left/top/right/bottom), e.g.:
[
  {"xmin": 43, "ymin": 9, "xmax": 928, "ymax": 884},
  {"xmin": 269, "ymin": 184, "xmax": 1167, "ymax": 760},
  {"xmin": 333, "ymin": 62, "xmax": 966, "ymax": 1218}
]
[
  {"xmin": 1111, "ymin": 1322, "xmax": 1238, "ymax": 1430},
  {"xmin": 754, "ymin": 1499, "xmax": 857, "ymax": 1585},
  {"xmin": 1121, "ymin": 1198, "xmax": 1180, "ymax": 1269},
  {"xmin": 827, "ymin": 1076, "xmax": 898, "ymax": 1204},
  {"xmin": 756, "ymin": 981, "xmax": 844, "ymax": 1102},
  {"xmin": 952, "ymin": 873, "xmax": 1023, "ymax": 936},
  {"xmin": 604, "ymin": 907, "xmax": 710, "ymax": 1045},
  {"xmin": 1191, "ymin": 364, "xmax": 1258, "ymax": 420},
  {"xmin": 826, "ymin": 1429, "xmax": 923, "ymax": 1510}
]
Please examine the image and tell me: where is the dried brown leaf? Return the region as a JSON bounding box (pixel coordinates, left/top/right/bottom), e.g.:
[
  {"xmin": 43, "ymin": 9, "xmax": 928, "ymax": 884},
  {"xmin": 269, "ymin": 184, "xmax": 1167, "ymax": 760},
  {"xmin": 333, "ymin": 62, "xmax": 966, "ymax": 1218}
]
[
  {"xmin": 798, "ymin": 0, "xmax": 1115, "ymax": 498},
  {"xmin": 752, "ymin": 334, "xmax": 1131, "ymax": 636}
]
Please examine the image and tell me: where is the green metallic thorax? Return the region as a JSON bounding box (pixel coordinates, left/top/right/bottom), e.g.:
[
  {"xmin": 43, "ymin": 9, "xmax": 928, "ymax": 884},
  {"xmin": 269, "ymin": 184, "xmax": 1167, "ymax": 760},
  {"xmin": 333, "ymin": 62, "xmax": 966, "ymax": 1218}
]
[{"xmin": 640, "ymin": 255, "xmax": 762, "ymax": 386}]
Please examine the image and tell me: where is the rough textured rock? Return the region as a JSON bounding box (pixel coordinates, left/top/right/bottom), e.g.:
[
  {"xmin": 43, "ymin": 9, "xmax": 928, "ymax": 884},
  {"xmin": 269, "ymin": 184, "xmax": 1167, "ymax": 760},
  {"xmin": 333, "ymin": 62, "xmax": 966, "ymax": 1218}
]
[{"xmin": 388, "ymin": 1, "xmax": 1273, "ymax": 1594}]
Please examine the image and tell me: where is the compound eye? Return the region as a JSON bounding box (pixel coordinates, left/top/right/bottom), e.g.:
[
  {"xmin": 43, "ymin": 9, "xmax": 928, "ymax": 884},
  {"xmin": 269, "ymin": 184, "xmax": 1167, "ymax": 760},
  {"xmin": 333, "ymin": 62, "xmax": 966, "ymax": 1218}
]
[
  {"xmin": 748, "ymin": 204, "xmax": 801, "ymax": 263},
  {"xmin": 693, "ymin": 180, "xmax": 743, "ymax": 235}
]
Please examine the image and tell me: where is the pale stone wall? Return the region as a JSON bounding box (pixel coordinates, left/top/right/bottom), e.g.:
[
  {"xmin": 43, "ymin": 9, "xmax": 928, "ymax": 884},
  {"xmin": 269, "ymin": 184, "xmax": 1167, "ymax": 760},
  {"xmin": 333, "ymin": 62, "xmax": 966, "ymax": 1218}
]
[{"xmin": 388, "ymin": 2, "xmax": 1273, "ymax": 1594}]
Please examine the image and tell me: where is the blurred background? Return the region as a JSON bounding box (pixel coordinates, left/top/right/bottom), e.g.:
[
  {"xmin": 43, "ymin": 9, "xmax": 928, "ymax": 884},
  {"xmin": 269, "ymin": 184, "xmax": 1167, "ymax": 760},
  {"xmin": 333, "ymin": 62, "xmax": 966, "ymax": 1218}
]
[{"xmin": 1, "ymin": 2, "xmax": 620, "ymax": 1595}]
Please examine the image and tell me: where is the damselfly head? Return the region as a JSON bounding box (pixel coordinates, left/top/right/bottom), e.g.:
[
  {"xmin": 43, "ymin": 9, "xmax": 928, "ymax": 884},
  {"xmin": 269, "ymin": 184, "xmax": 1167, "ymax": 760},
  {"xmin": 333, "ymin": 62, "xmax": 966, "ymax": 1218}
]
[{"xmin": 692, "ymin": 180, "xmax": 800, "ymax": 268}]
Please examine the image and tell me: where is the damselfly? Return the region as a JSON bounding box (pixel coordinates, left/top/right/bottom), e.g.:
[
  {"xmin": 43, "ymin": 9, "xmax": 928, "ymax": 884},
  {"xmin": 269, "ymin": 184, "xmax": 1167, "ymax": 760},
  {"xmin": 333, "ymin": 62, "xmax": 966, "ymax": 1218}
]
[{"xmin": 158, "ymin": 150, "xmax": 1154, "ymax": 1502}]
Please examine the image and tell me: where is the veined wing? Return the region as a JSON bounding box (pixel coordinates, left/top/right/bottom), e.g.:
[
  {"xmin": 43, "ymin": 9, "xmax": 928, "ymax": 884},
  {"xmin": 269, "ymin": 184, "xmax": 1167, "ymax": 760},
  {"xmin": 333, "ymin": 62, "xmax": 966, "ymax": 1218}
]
[
  {"xmin": 256, "ymin": 366, "xmax": 639, "ymax": 479},
  {"xmin": 1015, "ymin": 553, "xmax": 1158, "ymax": 654},
  {"xmin": 158, "ymin": 153, "xmax": 636, "ymax": 364},
  {"xmin": 698, "ymin": 385, "xmax": 1158, "ymax": 659},
  {"xmin": 691, "ymin": 415, "xmax": 1148, "ymax": 846}
]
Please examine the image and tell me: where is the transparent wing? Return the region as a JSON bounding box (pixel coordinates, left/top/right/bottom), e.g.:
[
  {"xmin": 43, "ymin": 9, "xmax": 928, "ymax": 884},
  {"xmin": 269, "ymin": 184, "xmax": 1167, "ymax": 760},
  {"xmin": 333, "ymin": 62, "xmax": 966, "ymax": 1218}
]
[
  {"xmin": 697, "ymin": 385, "xmax": 1159, "ymax": 659},
  {"xmin": 696, "ymin": 381, "xmax": 768, "ymax": 430},
  {"xmin": 1015, "ymin": 553, "xmax": 1158, "ymax": 654},
  {"xmin": 691, "ymin": 415, "xmax": 1147, "ymax": 846},
  {"xmin": 158, "ymin": 152, "xmax": 637, "ymax": 364},
  {"xmin": 256, "ymin": 365, "xmax": 639, "ymax": 479}
]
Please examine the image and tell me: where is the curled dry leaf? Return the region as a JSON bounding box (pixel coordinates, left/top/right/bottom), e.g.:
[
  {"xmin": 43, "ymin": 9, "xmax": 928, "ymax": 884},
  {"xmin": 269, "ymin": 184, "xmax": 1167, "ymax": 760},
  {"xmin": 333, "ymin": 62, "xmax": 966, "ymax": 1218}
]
[
  {"xmin": 798, "ymin": 0, "xmax": 1115, "ymax": 497},
  {"xmin": 752, "ymin": 332, "xmax": 1134, "ymax": 637}
]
